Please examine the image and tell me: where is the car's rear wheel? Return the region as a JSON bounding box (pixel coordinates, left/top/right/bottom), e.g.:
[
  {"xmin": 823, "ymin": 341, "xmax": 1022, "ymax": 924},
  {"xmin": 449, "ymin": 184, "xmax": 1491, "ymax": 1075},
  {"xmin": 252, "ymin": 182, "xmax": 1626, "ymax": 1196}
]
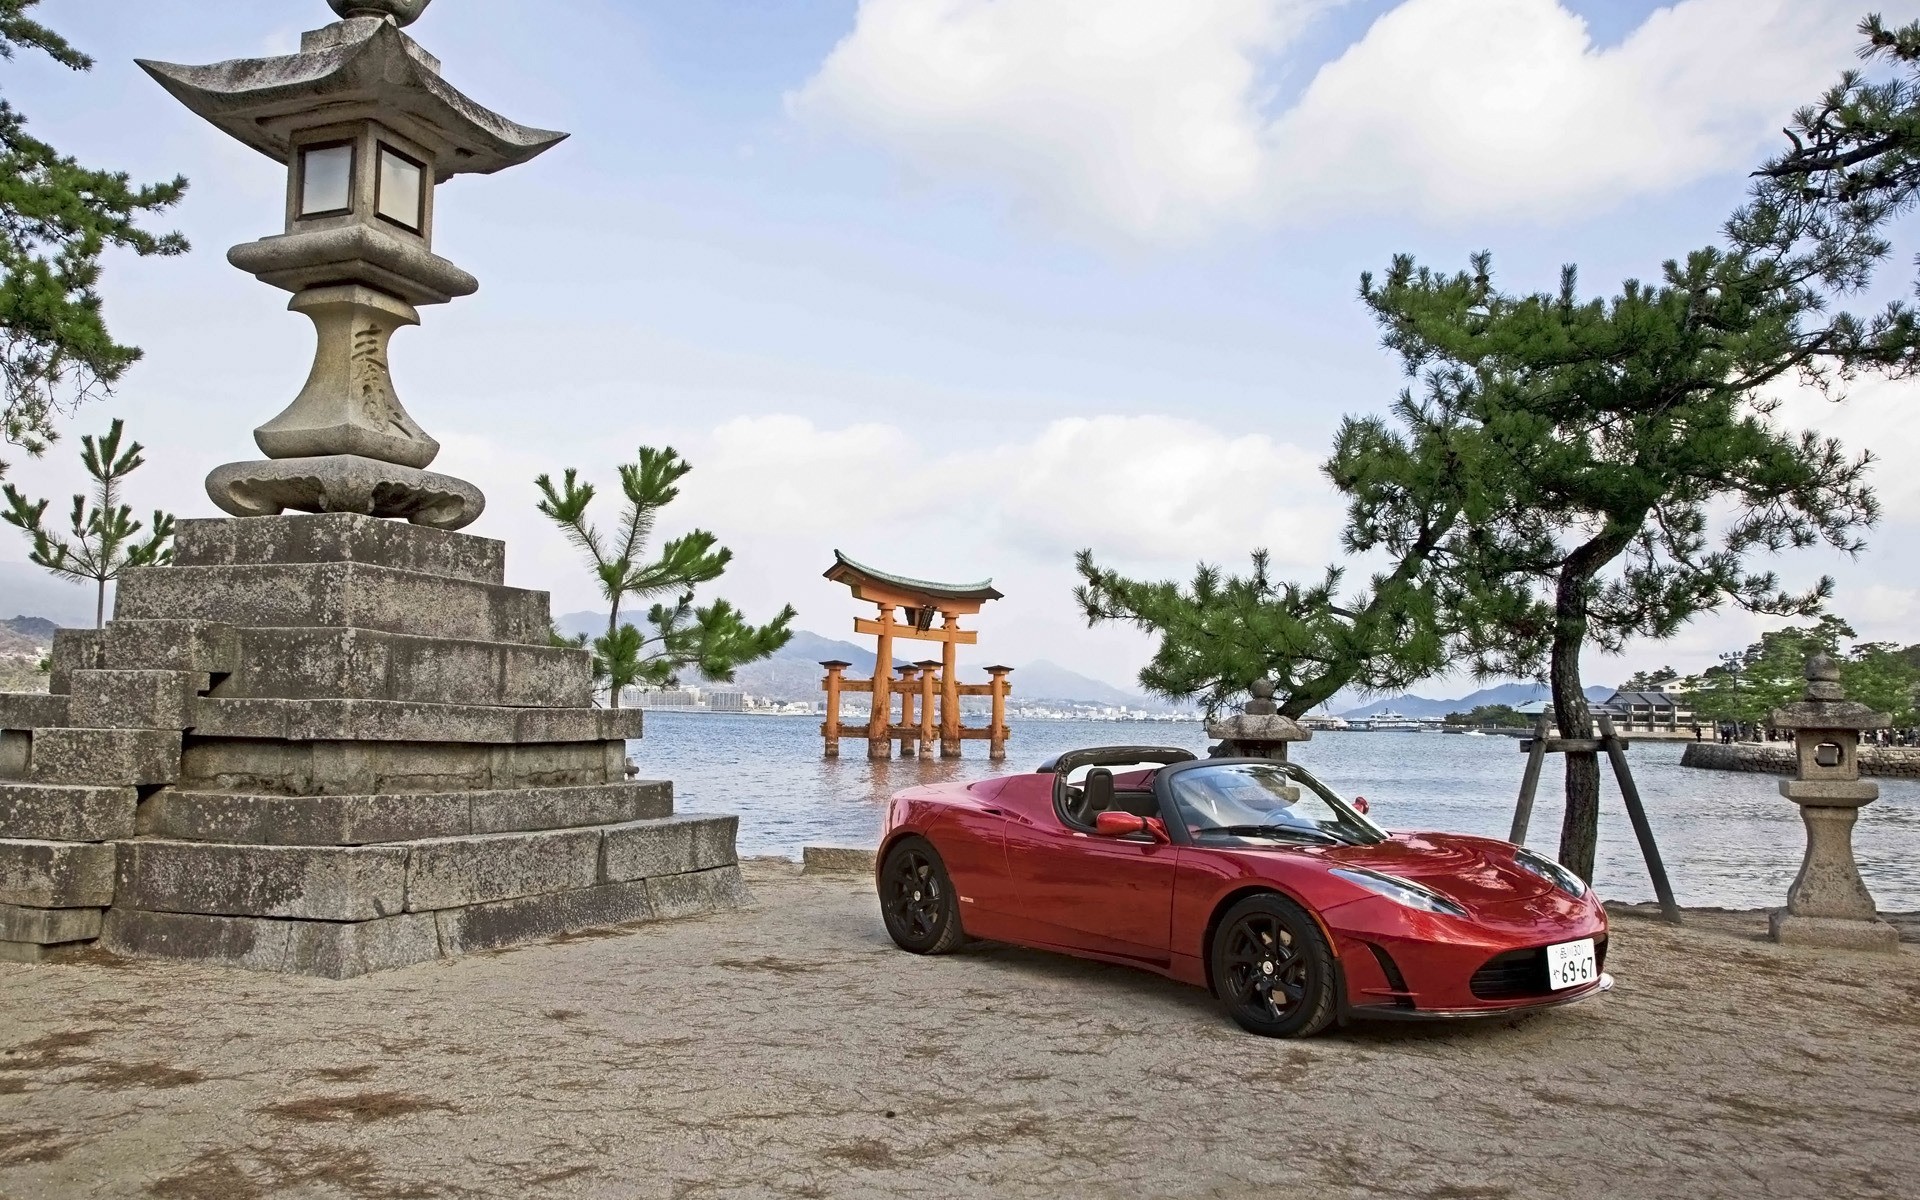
[
  {"xmin": 1210, "ymin": 893, "xmax": 1337, "ymax": 1038},
  {"xmin": 879, "ymin": 837, "xmax": 966, "ymax": 954}
]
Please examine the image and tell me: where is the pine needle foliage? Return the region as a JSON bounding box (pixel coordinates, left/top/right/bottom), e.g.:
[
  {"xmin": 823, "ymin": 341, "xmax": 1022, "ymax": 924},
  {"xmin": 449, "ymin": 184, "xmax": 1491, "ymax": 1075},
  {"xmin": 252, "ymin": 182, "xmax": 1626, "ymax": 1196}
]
[
  {"xmin": 1, "ymin": 417, "xmax": 174, "ymax": 627},
  {"xmin": 0, "ymin": 1, "xmax": 188, "ymax": 471},
  {"xmin": 535, "ymin": 446, "xmax": 794, "ymax": 708}
]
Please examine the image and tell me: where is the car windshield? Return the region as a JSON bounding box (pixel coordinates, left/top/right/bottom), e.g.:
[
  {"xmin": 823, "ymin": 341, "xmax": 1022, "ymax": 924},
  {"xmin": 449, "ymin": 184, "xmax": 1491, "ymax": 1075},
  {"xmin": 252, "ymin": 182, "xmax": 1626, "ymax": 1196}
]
[{"xmin": 1169, "ymin": 762, "xmax": 1386, "ymax": 846}]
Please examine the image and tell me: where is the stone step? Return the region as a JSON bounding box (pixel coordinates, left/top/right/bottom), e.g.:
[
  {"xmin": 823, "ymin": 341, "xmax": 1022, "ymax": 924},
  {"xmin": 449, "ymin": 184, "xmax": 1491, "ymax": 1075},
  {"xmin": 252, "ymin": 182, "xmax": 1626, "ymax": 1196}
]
[
  {"xmin": 100, "ymin": 863, "xmax": 751, "ymax": 978},
  {"xmin": 0, "ymin": 901, "xmax": 104, "ymax": 946},
  {"xmin": 28, "ymin": 727, "xmax": 180, "ymax": 786},
  {"xmin": 188, "ymin": 696, "xmax": 642, "ymax": 745},
  {"xmin": 98, "ymin": 620, "xmax": 238, "ymax": 676},
  {"xmin": 0, "ymin": 693, "xmax": 68, "ymax": 734},
  {"xmin": 139, "ymin": 780, "xmax": 672, "ymax": 845},
  {"xmin": 115, "ymin": 561, "xmax": 551, "ymax": 647},
  {"xmin": 0, "ymin": 782, "xmax": 138, "ymax": 841},
  {"xmin": 0, "ymin": 839, "xmax": 115, "ymax": 908},
  {"xmin": 113, "ymin": 813, "xmax": 737, "ymax": 920},
  {"xmin": 116, "ymin": 840, "xmax": 408, "ymax": 922},
  {"xmin": 173, "ymin": 512, "xmax": 505, "ymax": 585},
  {"xmin": 68, "ymin": 670, "xmax": 205, "ymax": 730},
  {"xmin": 100, "ymin": 906, "xmax": 441, "ymax": 978},
  {"xmin": 180, "ymin": 732, "xmax": 629, "ymax": 795},
  {"xmin": 211, "ymin": 626, "xmax": 591, "ymax": 708}
]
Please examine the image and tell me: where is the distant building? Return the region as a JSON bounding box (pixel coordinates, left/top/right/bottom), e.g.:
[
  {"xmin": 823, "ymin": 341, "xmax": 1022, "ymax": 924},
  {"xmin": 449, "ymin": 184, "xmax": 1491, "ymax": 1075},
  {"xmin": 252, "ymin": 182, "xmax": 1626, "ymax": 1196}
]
[
  {"xmin": 708, "ymin": 690, "xmax": 746, "ymax": 713},
  {"xmin": 1598, "ymin": 689, "xmax": 1695, "ymax": 732},
  {"xmin": 628, "ymin": 687, "xmax": 699, "ymax": 710}
]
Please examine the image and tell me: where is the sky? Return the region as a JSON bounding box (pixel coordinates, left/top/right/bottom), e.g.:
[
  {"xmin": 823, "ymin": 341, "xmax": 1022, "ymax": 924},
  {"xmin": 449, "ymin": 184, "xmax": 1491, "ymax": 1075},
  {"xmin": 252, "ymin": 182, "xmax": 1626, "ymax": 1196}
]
[{"xmin": 4, "ymin": 0, "xmax": 1920, "ymax": 700}]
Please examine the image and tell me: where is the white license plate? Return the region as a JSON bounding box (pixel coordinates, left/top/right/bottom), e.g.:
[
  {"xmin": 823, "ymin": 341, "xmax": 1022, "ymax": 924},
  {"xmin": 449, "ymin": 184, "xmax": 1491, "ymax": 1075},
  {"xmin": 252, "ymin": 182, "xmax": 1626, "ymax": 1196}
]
[{"xmin": 1545, "ymin": 937, "xmax": 1598, "ymax": 990}]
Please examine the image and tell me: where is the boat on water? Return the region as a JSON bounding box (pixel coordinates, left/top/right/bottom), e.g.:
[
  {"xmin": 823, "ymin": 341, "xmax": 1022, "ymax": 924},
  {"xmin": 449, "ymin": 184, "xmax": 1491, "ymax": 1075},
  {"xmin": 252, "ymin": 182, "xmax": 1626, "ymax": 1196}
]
[
  {"xmin": 1464, "ymin": 729, "xmax": 1488, "ymax": 737},
  {"xmin": 1358, "ymin": 709, "xmax": 1424, "ymax": 732}
]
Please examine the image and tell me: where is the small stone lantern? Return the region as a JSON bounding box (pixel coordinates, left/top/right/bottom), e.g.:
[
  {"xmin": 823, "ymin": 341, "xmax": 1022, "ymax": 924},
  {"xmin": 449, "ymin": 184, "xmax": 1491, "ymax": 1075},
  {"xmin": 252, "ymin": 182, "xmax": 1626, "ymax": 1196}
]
[
  {"xmin": 1768, "ymin": 654, "xmax": 1900, "ymax": 952},
  {"xmin": 1207, "ymin": 679, "xmax": 1310, "ymax": 761},
  {"xmin": 138, "ymin": 0, "xmax": 565, "ymax": 530}
]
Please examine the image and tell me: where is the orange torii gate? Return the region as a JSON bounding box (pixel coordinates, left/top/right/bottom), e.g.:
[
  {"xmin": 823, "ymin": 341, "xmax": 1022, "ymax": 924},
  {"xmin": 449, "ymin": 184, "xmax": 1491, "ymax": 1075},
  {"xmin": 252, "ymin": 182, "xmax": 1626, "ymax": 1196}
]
[{"xmin": 818, "ymin": 551, "xmax": 1011, "ymax": 761}]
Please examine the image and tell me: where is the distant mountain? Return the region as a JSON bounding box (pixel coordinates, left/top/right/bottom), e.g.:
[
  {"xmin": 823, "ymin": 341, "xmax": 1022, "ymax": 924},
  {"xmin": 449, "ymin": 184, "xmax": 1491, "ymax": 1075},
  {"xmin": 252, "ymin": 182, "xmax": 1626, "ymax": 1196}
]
[
  {"xmin": 1011, "ymin": 659, "xmax": 1146, "ymax": 707},
  {"xmin": 2, "ymin": 616, "xmax": 57, "ymax": 643},
  {"xmin": 0, "ymin": 562, "xmax": 95, "ymax": 628},
  {"xmin": 1340, "ymin": 682, "xmax": 1615, "ymax": 720}
]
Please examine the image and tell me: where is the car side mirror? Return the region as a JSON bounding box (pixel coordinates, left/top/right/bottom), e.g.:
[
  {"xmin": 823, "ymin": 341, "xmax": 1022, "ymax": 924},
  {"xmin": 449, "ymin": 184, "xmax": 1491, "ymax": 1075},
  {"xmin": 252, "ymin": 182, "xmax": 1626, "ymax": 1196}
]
[
  {"xmin": 1353, "ymin": 796, "xmax": 1370, "ymax": 815},
  {"xmin": 1094, "ymin": 811, "xmax": 1170, "ymax": 843}
]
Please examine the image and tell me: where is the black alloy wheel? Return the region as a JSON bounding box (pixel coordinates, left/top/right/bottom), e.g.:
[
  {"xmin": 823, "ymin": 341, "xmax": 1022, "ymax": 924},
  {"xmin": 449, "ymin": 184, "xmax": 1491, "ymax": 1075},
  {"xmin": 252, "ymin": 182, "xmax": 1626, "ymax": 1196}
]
[
  {"xmin": 1209, "ymin": 893, "xmax": 1336, "ymax": 1037},
  {"xmin": 879, "ymin": 837, "xmax": 966, "ymax": 954}
]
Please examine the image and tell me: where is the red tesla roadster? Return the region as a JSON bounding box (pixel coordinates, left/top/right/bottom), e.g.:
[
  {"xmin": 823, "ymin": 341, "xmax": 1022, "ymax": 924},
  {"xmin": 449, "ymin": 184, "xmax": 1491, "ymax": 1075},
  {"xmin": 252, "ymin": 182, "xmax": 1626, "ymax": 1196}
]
[{"xmin": 876, "ymin": 746, "xmax": 1611, "ymax": 1037}]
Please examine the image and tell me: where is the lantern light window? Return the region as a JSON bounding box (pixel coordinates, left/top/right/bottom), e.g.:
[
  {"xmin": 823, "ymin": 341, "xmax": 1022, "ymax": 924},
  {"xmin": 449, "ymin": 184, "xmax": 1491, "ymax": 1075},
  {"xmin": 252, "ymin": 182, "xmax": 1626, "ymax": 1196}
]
[
  {"xmin": 298, "ymin": 141, "xmax": 355, "ymax": 218},
  {"xmin": 375, "ymin": 144, "xmax": 426, "ymax": 232},
  {"xmin": 1814, "ymin": 742, "xmax": 1844, "ymax": 769}
]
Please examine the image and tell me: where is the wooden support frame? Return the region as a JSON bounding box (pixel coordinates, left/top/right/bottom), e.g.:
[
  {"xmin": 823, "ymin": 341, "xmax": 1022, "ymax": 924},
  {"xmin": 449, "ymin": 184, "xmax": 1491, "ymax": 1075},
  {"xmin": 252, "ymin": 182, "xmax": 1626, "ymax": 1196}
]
[{"xmin": 1510, "ymin": 713, "xmax": 1682, "ymax": 924}]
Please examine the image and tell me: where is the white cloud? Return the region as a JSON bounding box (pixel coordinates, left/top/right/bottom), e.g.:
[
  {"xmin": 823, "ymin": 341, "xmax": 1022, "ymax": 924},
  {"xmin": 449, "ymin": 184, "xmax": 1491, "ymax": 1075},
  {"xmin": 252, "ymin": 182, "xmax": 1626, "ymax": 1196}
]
[{"xmin": 792, "ymin": 0, "xmax": 1869, "ymax": 239}]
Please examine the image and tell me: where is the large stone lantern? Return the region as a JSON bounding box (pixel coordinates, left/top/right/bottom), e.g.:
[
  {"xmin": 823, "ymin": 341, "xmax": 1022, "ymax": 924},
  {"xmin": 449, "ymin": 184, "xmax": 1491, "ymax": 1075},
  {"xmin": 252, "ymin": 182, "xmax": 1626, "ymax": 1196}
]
[
  {"xmin": 0, "ymin": 1, "xmax": 744, "ymax": 974},
  {"xmin": 138, "ymin": 0, "xmax": 565, "ymax": 530},
  {"xmin": 1769, "ymin": 654, "xmax": 1900, "ymax": 952}
]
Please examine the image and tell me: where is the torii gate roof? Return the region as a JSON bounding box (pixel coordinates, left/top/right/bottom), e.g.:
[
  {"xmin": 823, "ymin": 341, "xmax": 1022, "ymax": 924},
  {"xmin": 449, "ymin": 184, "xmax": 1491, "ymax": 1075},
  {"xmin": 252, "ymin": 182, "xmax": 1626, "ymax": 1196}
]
[{"xmin": 825, "ymin": 551, "xmax": 1003, "ymax": 607}]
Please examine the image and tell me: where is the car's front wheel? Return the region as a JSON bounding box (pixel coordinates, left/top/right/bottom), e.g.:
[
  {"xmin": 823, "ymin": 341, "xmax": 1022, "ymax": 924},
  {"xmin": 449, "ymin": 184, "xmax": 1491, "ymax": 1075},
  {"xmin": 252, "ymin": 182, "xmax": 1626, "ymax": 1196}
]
[
  {"xmin": 879, "ymin": 837, "xmax": 966, "ymax": 954},
  {"xmin": 1209, "ymin": 893, "xmax": 1337, "ymax": 1037}
]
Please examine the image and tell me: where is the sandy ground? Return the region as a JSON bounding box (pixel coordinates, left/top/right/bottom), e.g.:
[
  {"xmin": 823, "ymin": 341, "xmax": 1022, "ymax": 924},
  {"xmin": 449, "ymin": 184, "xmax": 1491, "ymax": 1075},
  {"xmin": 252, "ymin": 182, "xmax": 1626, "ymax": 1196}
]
[{"xmin": 2, "ymin": 860, "xmax": 1917, "ymax": 1200}]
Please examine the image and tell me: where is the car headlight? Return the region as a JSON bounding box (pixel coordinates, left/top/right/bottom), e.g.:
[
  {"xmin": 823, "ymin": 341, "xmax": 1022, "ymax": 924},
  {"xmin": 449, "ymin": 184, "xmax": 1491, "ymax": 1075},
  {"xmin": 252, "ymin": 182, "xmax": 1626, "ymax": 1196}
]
[
  {"xmin": 1329, "ymin": 867, "xmax": 1468, "ymax": 917},
  {"xmin": 1514, "ymin": 847, "xmax": 1587, "ymax": 898}
]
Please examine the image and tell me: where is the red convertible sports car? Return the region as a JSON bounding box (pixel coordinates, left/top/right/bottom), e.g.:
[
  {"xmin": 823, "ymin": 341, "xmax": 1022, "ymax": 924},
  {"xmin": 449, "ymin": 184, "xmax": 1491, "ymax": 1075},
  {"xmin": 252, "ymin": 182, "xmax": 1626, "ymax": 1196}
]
[{"xmin": 877, "ymin": 746, "xmax": 1610, "ymax": 1037}]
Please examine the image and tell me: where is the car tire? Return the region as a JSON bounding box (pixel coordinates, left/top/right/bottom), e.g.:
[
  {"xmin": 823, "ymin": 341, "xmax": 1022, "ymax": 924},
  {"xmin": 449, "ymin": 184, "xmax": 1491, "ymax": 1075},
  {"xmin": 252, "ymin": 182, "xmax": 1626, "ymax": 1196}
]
[
  {"xmin": 1209, "ymin": 893, "xmax": 1337, "ymax": 1038},
  {"xmin": 879, "ymin": 837, "xmax": 967, "ymax": 955}
]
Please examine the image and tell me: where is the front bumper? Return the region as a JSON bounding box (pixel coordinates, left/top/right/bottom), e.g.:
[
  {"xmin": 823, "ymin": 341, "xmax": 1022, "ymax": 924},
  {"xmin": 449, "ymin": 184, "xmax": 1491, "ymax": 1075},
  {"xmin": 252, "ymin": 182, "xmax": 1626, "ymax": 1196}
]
[{"xmin": 1345, "ymin": 972, "xmax": 1613, "ymax": 1022}]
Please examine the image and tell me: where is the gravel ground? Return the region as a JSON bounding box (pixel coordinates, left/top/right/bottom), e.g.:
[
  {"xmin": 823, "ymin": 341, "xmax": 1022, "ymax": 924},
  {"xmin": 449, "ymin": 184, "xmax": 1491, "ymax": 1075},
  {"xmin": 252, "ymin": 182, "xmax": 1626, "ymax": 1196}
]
[{"xmin": 2, "ymin": 859, "xmax": 1916, "ymax": 1200}]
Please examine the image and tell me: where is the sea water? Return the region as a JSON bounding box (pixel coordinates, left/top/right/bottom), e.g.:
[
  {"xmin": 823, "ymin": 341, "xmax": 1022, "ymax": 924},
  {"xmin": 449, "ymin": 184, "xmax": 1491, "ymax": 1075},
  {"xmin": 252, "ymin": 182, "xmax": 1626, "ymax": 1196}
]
[{"xmin": 630, "ymin": 713, "xmax": 1920, "ymax": 911}]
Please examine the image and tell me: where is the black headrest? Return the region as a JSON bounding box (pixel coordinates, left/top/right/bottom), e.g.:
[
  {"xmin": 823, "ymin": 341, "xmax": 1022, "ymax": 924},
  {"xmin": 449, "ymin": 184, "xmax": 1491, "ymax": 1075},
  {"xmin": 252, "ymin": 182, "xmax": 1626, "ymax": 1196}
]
[{"xmin": 1083, "ymin": 767, "xmax": 1114, "ymax": 811}]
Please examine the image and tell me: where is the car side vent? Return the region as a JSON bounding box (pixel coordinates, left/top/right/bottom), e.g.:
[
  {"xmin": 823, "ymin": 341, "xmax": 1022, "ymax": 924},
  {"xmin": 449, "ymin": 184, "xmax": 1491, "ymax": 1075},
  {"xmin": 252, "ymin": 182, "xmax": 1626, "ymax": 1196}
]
[{"xmin": 1364, "ymin": 943, "xmax": 1415, "ymax": 1009}]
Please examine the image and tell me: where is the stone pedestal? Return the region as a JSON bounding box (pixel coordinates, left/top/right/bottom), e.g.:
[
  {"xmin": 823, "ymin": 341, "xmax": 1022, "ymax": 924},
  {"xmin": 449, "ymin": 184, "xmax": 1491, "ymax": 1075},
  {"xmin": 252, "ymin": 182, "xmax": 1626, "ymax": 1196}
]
[
  {"xmin": 1770, "ymin": 795, "xmax": 1900, "ymax": 952},
  {"xmin": 0, "ymin": 514, "xmax": 746, "ymax": 976}
]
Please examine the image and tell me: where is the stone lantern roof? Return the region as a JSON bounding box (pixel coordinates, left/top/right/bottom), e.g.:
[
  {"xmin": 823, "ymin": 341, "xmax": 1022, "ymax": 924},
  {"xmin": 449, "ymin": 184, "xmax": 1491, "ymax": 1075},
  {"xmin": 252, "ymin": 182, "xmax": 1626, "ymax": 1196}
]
[
  {"xmin": 137, "ymin": 18, "xmax": 565, "ymax": 181},
  {"xmin": 1769, "ymin": 654, "xmax": 1890, "ymax": 732}
]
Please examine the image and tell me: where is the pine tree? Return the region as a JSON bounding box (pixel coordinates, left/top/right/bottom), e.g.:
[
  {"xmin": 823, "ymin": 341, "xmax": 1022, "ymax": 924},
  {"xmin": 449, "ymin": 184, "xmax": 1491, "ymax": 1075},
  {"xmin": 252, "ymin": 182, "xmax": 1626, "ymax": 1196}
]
[
  {"xmin": 2, "ymin": 417, "xmax": 174, "ymax": 627},
  {"xmin": 536, "ymin": 447, "xmax": 794, "ymax": 708},
  {"xmin": 0, "ymin": 2, "xmax": 188, "ymax": 472}
]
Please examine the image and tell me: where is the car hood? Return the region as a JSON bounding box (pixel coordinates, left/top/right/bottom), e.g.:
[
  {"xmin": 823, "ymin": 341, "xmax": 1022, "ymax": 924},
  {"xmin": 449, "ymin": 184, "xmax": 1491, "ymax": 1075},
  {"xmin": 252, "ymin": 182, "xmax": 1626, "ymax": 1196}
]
[{"xmin": 1311, "ymin": 831, "xmax": 1556, "ymax": 905}]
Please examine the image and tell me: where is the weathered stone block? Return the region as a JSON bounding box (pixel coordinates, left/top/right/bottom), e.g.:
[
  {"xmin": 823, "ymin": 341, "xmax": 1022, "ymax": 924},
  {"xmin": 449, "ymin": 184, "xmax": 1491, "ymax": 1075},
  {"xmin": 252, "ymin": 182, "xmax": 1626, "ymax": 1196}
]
[
  {"xmin": 644, "ymin": 865, "xmax": 749, "ymax": 920},
  {"xmin": 403, "ymin": 827, "xmax": 601, "ymax": 911},
  {"xmin": 0, "ymin": 783, "xmax": 137, "ymax": 841},
  {"xmin": 433, "ymin": 879, "xmax": 657, "ymax": 955},
  {"xmin": 0, "ymin": 693, "xmax": 68, "ymax": 733},
  {"xmin": 212, "ymin": 627, "xmax": 592, "ymax": 708},
  {"xmin": 102, "ymin": 907, "xmax": 434, "ymax": 977},
  {"xmin": 179, "ymin": 735, "xmax": 620, "ymax": 794},
  {"xmin": 28, "ymin": 727, "xmax": 180, "ymax": 786},
  {"xmin": 1770, "ymin": 911, "xmax": 1903, "ymax": 953},
  {"xmin": 0, "ymin": 901, "xmax": 103, "ymax": 945},
  {"xmin": 189, "ymin": 697, "xmax": 619, "ymax": 746},
  {"xmin": 602, "ymin": 815, "xmax": 737, "ymax": 883},
  {"xmin": 99, "ymin": 619, "xmax": 239, "ymax": 675},
  {"xmin": 0, "ymin": 839, "xmax": 115, "ymax": 907},
  {"xmin": 115, "ymin": 562, "xmax": 551, "ymax": 646},
  {"xmin": 47, "ymin": 628, "xmax": 103, "ymax": 695},
  {"xmin": 469, "ymin": 781, "xmax": 672, "ymax": 834},
  {"xmin": 802, "ymin": 846, "xmax": 878, "ymax": 875},
  {"xmin": 116, "ymin": 840, "xmax": 408, "ymax": 920},
  {"xmin": 138, "ymin": 788, "xmax": 473, "ymax": 845},
  {"xmin": 68, "ymin": 670, "xmax": 202, "ymax": 730},
  {"xmin": 173, "ymin": 512, "xmax": 506, "ymax": 585},
  {"xmin": 0, "ymin": 730, "xmax": 24, "ymax": 779}
]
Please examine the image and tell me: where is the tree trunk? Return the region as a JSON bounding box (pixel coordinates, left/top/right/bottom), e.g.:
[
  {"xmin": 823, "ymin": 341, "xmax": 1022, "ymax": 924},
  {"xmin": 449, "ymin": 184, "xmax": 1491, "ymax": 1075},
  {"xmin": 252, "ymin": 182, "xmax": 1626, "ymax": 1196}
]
[
  {"xmin": 605, "ymin": 601, "xmax": 622, "ymax": 710},
  {"xmin": 1548, "ymin": 523, "xmax": 1638, "ymax": 880},
  {"xmin": 95, "ymin": 576, "xmax": 106, "ymax": 630}
]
